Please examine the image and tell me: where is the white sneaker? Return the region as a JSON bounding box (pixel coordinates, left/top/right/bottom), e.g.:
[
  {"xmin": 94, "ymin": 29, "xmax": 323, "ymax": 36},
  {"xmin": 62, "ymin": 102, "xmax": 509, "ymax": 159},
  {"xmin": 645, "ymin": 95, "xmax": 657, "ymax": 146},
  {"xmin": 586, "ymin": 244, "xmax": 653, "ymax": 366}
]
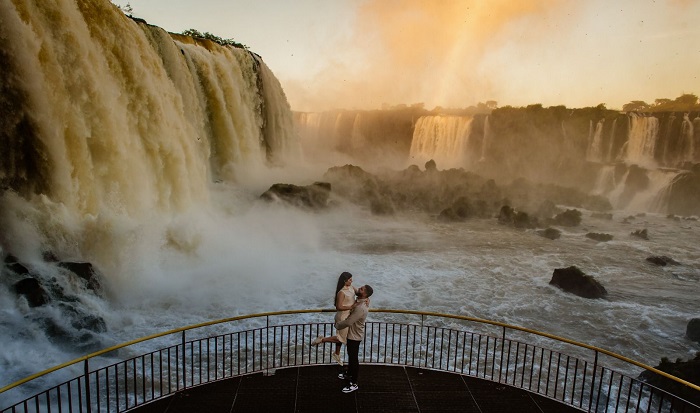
[
  {"xmin": 338, "ymin": 372, "xmax": 349, "ymax": 380},
  {"xmin": 311, "ymin": 336, "xmax": 323, "ymax": 346},
  {"xmin": 342, "ymin": 382, "xmax": 358, "ymax": 393},
  {"xmin": 332, "ymin": 353, "xmax": 343, "ymax": 366}
]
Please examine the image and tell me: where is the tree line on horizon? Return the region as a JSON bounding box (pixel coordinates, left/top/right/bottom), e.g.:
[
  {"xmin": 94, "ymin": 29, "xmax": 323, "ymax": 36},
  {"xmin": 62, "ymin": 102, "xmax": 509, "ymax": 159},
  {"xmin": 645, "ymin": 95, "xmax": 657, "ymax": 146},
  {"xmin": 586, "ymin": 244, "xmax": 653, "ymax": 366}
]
[{"xmin": 621, "ymin": 93, "xmax": 699, "ymax": 112}]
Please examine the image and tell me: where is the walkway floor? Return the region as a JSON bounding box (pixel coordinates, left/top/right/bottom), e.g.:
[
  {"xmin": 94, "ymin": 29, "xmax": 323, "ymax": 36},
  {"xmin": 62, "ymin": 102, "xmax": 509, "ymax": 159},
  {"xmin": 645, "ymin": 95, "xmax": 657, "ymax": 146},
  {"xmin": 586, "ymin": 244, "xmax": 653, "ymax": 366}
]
[{"xmin": 132, "ymin": 365, "xmax": 583, "ymax": 413}]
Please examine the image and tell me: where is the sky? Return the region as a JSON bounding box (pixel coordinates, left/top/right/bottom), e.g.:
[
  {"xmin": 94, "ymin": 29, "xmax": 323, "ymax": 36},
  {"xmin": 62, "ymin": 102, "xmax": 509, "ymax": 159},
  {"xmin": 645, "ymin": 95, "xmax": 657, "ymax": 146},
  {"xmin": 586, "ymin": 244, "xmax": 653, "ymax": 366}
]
[{"xmin": 116, "ymin": 0, "xmax": 700, "ymax": 112}]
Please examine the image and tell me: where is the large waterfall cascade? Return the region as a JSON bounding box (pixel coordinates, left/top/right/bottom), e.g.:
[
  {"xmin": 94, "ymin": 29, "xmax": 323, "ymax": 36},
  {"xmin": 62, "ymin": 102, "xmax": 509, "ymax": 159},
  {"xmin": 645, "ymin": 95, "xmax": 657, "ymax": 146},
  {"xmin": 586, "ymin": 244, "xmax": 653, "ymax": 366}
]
[
  {"xmin": 0, "ymin": 1, "xmax": 300, "ymax": 263},
  {"xmin": 1, "ymin": 1, "xmax": 299, "ymax": 217},
  {"xmin": 409, "ymin": 115, "xmax": 474, "ymax": 168}
]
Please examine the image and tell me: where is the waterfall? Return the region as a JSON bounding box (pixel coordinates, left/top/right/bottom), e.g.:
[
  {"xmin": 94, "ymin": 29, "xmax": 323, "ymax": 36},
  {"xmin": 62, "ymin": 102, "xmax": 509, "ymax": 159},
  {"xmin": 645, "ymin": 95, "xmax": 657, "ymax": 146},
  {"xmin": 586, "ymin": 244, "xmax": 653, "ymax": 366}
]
[
  {"xmin": 1, "ymin": 1, "xmax": 298, "ymax": 208},
  {"xmin": 623, "ymin": 113, "xmax": 658, "ymax": 167},
  {"xmin": 605, "ymin": 167, "xmax": 681, "ymax": 212},
  {"xmin": 479, "ymin": 116, "xmax": 491, "ymax": 162},
  {"xmin": 591, "ymin": 165, "xmax": 616, "ymax": 195},
  {"xmin": 408, "ymin": 115, "xmax": 473, "ymax": 169},
  {"xmin": 293, "ymin": 111, "xmax": 351, "ymax": 161},
  {"xmin": 586, "ymin": 119, "xmax": 605, "ymax": 162},
  {"xmin": 678, "ymin": 113, "xmax": 695, "ymax": 165},
  {"xmin": 605, "ymin": 118, "xmax": 617, "ymax": 163},
  {"xmin": 628, "ymin": 169, "xmax": 682, "ymax": 212},
  {"xmin": 0, "ymin": 0, "xmax": 299, "ymax": 267}
]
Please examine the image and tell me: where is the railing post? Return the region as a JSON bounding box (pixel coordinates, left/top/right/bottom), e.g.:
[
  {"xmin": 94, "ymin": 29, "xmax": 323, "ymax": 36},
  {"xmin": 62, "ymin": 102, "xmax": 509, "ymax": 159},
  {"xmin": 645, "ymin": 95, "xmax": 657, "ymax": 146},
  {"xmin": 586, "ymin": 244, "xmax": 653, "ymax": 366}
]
[
  {"xmin": 265, "ymin": 316, "xmax": 270, "ymax": 375},
  {"xmin": 588, "ymin": 350, "xmax": 599, "ymax": 413},
  {"xmin": 499, "ymin": 326, "xmax": 506, "ymax": 382},
  {"xmin": 181, "ymin": 331, "xmax": 187, "ymax": 390},
  {"xmin": 84, "ymin": 359, "xmax": 92, "ymax": 413}
]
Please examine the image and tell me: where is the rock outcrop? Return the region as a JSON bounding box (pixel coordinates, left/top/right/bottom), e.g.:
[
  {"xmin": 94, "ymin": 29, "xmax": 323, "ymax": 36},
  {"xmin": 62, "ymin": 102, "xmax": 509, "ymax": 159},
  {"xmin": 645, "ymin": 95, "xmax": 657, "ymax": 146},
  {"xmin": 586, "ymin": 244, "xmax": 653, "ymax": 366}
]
[
  {"xmin": 585, "ymin": 233, "xmax": 613, "ymax": 242},
  {"xmin": 537, "ymin": 227, "xmax": 561, "ymax": 240},
  {"xmin": 646, "ymin": 256, "xmax": 681, "ymax": 266},
  {"xmin": 260, "ymin": 182, "xmax": 331, "ymax": 209},
  {"xmin": 687, "ymin": 318, "xmax": 700, "ymax": 343},
  {"xmin": 549, "ymin": 266, "xmax": 607, "ymax": 299}
]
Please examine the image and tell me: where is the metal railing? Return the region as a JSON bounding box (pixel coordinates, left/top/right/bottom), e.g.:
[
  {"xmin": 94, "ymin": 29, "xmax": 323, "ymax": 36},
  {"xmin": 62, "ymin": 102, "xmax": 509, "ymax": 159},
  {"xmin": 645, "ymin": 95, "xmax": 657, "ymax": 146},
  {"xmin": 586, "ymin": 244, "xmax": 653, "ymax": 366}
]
[{"xmin": 1, "ymin": 309, "xmax": 699, "ymax": 413}]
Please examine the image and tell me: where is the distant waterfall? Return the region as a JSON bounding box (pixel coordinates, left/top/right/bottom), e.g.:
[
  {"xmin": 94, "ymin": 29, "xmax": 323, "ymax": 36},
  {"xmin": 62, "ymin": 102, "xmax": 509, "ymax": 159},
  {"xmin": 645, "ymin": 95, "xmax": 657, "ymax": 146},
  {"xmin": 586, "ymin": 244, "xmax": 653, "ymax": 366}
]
[
  {"xmin": 294, "ymin": 111, "xmax": 352, "ymax": 158},
  {"xmin": 586, "ymin": 119, "xmax": 605, "ymax": 162},
  {"xmin": 605, "ymin": 118, "xmax": 617, "ymax": 163},
  {"xmin": 678, "ymin": 113, "xmax": 695, "ymax": 165},
  {"xmin": 479, "ymin": 116, "xmax": 491, "ymax": 162},
  {"xmin": 604, "ymin": 168, "xmax": 680, "ymax": 212},
  {"xmin": 622, "ymin": 114, "xmax": 658, "ymax": 167},
  {"xmin": 592, "ymin": 165, "xmax": 617, "ymax": 195},
  {"xmin": 409, "ymin": 116, "xmax": 473, "ymax": 169}
]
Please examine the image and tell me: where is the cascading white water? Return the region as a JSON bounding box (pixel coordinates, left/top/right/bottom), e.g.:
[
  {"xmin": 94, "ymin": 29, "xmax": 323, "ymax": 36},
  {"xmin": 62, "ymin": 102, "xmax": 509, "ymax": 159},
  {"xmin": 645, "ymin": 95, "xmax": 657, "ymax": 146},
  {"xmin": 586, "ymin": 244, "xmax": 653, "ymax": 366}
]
[
  {"xmin": 622, "ymin": 113, "xmax": 658, "ymax": 167},
  {"xmin": 409, "ymin": 115, "xmax": 473, "ymax": 168},
  {"xmin": 591, "ymin": 165, "xmax": 617, "ymax": 195},
  {"xmin": 479, "ymin": 115, "xmax": 491, "ymax": 162},
  {"xmin": 605, "ymin": 168, "xmax": 681, "ymax": 212},
  {"xmin": 586, "ymin": 119, "xmax": 605, "ymax": 162},
  {"xmin": 0, "ymin": 0, "xmax": 299, "ymax": 253},
  {"xmin": 605, "ymin": 118, "xmax": 618, "ymax": 163},
  {"xmin": 678, "ymin": 113, "xmax": 695, "ymax": 165}
]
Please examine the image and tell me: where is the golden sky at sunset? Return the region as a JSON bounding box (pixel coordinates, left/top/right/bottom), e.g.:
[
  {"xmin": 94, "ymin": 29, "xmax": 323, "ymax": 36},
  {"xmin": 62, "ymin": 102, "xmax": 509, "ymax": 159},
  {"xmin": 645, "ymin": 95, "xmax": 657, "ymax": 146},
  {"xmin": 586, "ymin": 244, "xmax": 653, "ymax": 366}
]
[{"xmin": 122, "ymin": 0, "xmax": 699, "ymax": 111}]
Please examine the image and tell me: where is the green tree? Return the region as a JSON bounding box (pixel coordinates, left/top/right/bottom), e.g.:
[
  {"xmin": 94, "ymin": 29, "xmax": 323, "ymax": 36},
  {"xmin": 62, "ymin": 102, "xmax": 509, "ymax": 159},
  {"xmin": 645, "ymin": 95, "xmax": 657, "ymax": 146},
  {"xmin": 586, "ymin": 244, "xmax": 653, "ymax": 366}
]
[{"xmin": 622, "ymin": 101, "xmax": 649, "ymax": 112}]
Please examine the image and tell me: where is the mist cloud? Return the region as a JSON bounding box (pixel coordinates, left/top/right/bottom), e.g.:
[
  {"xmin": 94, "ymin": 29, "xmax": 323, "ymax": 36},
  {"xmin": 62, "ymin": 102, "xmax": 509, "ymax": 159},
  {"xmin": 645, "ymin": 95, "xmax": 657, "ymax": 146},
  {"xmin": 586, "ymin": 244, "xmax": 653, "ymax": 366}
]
[{"xmin": 285, "ymin": 0, "xmax": 570, "ymax": 112}]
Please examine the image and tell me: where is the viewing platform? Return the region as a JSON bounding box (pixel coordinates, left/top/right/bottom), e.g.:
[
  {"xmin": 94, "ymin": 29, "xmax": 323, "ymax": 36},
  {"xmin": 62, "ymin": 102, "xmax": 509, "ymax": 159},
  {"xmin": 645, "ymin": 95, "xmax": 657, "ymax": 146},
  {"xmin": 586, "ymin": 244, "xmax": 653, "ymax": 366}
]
[
  {"xmin": 132, "ymin": 365, "xmax": 582, "ymax": 413},
  {"xmin": 2, "ymin": 309, "xmax": 698, "ymax": 413}
]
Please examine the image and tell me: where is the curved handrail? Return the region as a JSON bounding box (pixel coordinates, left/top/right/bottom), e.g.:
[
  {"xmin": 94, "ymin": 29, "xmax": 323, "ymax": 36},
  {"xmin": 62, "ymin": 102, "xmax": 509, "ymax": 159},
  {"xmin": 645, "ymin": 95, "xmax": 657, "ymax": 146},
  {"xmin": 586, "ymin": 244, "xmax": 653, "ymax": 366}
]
[{"xmin": 1, "ymin": 308, "xmax": 698, "ymax": 395}]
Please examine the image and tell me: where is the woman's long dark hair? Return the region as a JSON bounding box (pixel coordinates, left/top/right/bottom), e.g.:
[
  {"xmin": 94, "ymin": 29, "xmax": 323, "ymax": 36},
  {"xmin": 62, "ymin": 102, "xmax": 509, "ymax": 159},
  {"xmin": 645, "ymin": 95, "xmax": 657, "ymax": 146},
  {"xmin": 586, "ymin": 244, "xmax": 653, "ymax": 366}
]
[{"xmin": 334, "ymin": 272, "xmax": 353, "ymax": 305}]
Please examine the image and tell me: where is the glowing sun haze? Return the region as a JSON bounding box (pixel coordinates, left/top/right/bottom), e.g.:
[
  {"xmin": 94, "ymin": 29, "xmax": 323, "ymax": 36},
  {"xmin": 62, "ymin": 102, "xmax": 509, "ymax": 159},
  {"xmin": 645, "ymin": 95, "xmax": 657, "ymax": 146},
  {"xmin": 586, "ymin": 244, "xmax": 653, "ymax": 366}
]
[{"xmin": 122, "ymin": 0, "xmax": 699, "ymax": 111}]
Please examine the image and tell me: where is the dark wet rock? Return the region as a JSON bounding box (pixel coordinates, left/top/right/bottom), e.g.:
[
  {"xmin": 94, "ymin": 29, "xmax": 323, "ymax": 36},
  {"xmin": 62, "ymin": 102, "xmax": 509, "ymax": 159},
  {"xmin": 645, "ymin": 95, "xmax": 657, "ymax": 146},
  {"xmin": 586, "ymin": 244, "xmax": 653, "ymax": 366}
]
[
  {"xmin": 537, "ymin": 227, "xmax": 561, "ymax": 240},
  {"xmin": 370, "ymin": 196, "xmax": 395, "ymax": 216},
  {"xmin": 439, "ymin": 197, "xmax": 474, "ymax": 222},
  {"xmin": 631, "ymin": 228, "xmax": 649, "ymax": 240},
  {"xmin": 687, "ymin": 318, "xmax": 700, "ymax": 343},
  {"xmin": 14, "ymin": 277, "xmax": 51, "ymax": 307},
  {"xmin": 513, "ymin": 211, "xmax": 536, "ymax": 228},
  {"xmin": 497, "ymin": 205, "xmax": 536, "ymax": 228},
  {"xmin": 3, "ymin": 254, "xmax": 30, "ymax": 276},
  {"xmin": 549, "ymin": 266, "xmax": 607, "ymax": 299},
  {"xmin": 639, "ymin": 353, "xmax": 700, "ymax": 405},
  {"xmin": 425, "ymin": 159, "xmax": 437, "ymax": 172},
  {"xmin": 6, "ymin": 261, "xmax": 30, "ymax": 276},
  {"xmin": 57, "ymin": 302, "xmax": 108, "ymax": 333},
  {"xmin": 646, "ymin": 256, "xmax": 681, "ymax": 266},
  {"xmin": 42, "ymin": 250, "xmax": 59, "ymax": 262},
  {"xmin": 59, "ymin": 261, "xmax": 104, "ymax": 293},
  {"xmin": 498, "ymin": 205, "xmax": 515, "ymax": 225},
  {"xmin": 552, "ymin": 209, "xmax": 582, "ymax": 227},
  {"xmin": 260, "ymin": 182, "xmax": 331, "ymax": 209},
  {"xmin": 39, "ymin": 317, "xmax": 104, "ymax": 354},
  {"xmin": 591, "ymin": 212, "xmax": 613, "ymax": 220},
  {"xmin": 586, "ymin": 232, "xmax": 613, "ymax": 242}
]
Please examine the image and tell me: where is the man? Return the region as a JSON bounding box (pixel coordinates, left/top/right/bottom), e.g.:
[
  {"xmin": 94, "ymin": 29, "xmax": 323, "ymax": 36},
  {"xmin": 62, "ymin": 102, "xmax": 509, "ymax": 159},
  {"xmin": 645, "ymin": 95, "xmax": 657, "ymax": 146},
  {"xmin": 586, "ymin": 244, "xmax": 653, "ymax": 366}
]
[{"xmin": 334, "ymin": 284, "xmax": 373, "ymax": 393}]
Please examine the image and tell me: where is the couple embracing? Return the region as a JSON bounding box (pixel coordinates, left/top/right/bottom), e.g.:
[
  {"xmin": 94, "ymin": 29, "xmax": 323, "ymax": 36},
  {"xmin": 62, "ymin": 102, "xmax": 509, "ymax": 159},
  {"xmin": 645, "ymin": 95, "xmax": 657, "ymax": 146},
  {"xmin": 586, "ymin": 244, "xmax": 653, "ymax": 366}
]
[{"xmin": 311, "ymin": 271, "xmax": 374, "ymax": 394}]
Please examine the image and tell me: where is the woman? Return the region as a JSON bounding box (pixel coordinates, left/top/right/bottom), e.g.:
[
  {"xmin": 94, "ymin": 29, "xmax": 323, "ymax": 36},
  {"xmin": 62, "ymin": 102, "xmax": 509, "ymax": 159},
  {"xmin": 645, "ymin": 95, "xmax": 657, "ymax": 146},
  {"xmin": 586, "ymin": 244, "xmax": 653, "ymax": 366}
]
[{"xmin": 311, "ymin": 271, "xmax": 358, "ymax": 366}]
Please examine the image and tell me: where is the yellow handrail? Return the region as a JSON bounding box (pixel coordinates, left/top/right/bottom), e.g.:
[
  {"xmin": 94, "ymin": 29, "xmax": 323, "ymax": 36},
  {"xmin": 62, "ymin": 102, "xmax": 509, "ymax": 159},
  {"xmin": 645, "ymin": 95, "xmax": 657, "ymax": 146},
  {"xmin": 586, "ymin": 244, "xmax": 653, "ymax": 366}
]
[{"xmin": 1, "ymin": 308, "xmax": 698, "ymax": 395}]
